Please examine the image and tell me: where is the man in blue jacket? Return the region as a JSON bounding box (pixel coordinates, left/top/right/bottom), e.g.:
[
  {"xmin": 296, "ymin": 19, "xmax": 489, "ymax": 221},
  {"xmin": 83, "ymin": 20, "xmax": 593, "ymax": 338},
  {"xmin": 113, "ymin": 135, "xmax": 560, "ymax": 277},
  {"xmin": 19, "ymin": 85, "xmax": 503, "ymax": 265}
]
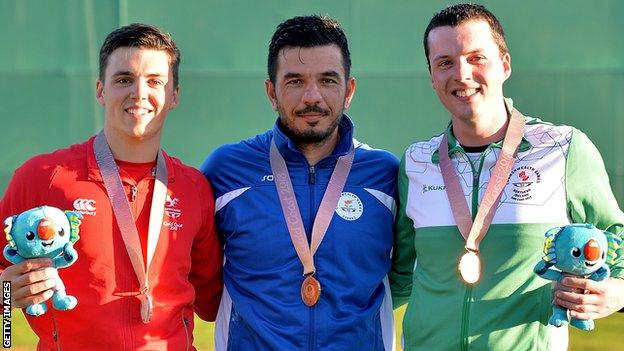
[{"xmin": 201, "ymin": 15, "xmax": 398, "ymax": 350}]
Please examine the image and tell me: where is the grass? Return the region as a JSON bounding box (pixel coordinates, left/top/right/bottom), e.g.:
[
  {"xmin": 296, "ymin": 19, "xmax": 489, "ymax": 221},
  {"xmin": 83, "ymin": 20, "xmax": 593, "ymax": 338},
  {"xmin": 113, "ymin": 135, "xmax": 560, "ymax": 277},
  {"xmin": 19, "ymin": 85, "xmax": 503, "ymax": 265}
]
[{"xmin": 7, "ymin": 306, "xmax": 624, "ymax": 350}]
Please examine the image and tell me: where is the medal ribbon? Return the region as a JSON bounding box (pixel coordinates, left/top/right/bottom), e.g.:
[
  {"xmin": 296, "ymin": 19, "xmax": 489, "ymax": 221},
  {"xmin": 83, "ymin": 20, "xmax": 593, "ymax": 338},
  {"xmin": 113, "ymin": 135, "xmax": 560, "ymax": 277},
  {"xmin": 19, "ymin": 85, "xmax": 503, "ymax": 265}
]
[
  {"xmin": 439, "ymin": 109, "xmax": 525, "ymax": 252},
  {"xmin": 270, "ymin": 139, "xmax": 354, "ymax": 277},
  {"xmin": 94, "ymin": 131, "xmax": 168, "ymax": 323}
]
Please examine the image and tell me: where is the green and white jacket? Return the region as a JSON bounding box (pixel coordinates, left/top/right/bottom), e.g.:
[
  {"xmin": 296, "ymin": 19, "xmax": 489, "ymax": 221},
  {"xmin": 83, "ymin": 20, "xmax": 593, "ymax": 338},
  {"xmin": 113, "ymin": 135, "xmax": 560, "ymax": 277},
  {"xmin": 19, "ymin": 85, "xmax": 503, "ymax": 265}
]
[{"xmin": 390, "ymin": 100, "xmax": 624, "ymax": 351}]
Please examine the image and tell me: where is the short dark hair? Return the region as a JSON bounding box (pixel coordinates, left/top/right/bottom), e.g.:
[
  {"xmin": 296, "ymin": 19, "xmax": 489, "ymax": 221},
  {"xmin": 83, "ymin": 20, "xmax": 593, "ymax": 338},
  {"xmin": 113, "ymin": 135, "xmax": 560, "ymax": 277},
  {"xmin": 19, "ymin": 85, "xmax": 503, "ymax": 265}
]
[
  {"xmin": 268, "ymin": 15, "xmax": 351, "ymax": 84},
  {"xmin": 99, "ymin": 23, "xmax": 181, "ymax": 88},
  {"xmin": 424, "ymin": 4, "xmax": 508, "ymax": 70}
]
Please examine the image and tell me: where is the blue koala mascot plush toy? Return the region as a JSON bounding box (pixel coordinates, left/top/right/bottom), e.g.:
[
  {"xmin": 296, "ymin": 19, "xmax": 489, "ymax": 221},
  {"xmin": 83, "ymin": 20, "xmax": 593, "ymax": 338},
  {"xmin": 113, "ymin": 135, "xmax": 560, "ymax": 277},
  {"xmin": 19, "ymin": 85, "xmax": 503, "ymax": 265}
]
[
  {"xmin": 534, "ymin": 223, "xmax": 621, "ymax": 330},
  {"xmin": 3, "ymin": 206, "xmax": 82, "ymax": 316}
]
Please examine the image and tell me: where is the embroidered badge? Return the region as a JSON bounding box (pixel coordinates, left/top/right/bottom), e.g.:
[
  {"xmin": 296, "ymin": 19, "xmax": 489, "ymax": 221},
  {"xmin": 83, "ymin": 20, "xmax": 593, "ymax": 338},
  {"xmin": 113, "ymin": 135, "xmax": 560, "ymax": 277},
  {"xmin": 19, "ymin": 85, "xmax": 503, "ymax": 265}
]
[{"xmin": 335, "ymin": 192, "xmax": 363, "ymax": 221}]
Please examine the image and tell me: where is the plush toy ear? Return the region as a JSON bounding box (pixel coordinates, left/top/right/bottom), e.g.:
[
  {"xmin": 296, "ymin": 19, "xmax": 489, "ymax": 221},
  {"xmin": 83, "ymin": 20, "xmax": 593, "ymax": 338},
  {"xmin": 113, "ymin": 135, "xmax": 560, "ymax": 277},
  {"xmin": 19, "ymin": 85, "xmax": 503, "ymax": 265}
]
[
  {"xmin": 542, "ymin": 226, "xmax": 562, "ymax": 264},
  {"xmin": 3, "ymin": 216, "xmax": 16, "ymax": 248},
  {"xmin": 544, "ymin": 226, "xmax": 562, "ymax": 239},
  {"xmin": 64, "ymin": 211, "xmax": 83, "ymax": 244},
  {"xmin": 604, "ymin": 230, "xmax": 622, "ymax": 265}
]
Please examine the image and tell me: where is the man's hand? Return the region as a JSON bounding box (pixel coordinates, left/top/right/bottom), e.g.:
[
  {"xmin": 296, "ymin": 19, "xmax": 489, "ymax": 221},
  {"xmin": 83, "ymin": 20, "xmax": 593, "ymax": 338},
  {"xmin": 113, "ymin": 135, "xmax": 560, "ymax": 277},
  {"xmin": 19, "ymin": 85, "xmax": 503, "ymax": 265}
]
[
  {"xmin": 0, "ymin": 258, "xmax": 57, "ymax": 309},
  {"xmin": 554, "ymin": 276, "xmax": 624, "ymax": 320}
]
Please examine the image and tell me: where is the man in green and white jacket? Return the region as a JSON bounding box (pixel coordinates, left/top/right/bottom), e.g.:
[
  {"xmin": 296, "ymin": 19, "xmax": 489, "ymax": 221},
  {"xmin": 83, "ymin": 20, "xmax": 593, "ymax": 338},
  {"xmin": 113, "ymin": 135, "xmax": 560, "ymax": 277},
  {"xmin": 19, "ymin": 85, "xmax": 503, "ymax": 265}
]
[{"xmin": 390, "ymin": 4, "xmax": 624, "ymax": 351}]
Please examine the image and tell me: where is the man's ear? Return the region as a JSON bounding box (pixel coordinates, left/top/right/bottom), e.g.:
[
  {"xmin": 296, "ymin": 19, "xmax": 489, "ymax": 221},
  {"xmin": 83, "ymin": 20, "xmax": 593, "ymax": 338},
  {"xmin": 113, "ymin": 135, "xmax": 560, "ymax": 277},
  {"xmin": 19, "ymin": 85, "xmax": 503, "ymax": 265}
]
[
  {"xmin": 265, "ymin": 79, "xmax": 278, "ymax": 111},
  {"xmin": 96, "ymin": 80, "xmax": 105, "ymax": 106},
  {"xmin": 170, "ymin": 85, "xmax": 180, "ymax": 110},
  {"xmin": 502, "ymin": 52, "xmax": 512, "ymax": 81},
  {"xmin": 343, "ymin": 77, "xmax": 356, "ymax": 110}
]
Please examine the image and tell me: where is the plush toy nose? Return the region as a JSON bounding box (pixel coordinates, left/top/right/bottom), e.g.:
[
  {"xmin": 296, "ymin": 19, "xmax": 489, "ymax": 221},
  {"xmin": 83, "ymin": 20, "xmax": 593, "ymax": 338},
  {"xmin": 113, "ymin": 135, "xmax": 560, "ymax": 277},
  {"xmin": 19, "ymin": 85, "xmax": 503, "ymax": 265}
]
[
  {"xmin": 584, "ymin": 239, "xmax": 601, "ymax": 261},
  {"xmin": 37, "ymin": 218, "xmax": 56, "ymax": 240}
]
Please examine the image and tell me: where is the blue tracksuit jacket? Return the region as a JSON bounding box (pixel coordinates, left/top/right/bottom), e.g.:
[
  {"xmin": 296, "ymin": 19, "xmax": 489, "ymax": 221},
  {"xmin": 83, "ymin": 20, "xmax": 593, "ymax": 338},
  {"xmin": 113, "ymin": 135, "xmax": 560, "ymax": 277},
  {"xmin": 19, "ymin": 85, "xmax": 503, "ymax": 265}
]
[{"xmin": 201, "ymin": 116, "xmax": 398, "ymax": 350}]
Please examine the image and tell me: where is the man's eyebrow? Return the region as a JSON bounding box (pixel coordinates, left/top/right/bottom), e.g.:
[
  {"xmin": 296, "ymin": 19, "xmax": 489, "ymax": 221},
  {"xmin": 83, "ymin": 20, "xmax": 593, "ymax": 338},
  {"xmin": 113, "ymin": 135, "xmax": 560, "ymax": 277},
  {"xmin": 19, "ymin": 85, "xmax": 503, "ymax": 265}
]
[
  {"xmin": 282, "ymin": 71, "xmax": 342, "ymax": 80},
  {"xmin": 465, "ymin": 49, "xmax": 486, "ymax": 55},
  {"xmin": 111, "ymin": 70, "xmax": 133, "ymax": 77},
  {"xmin": 433, "ymin": 49, "xmax": 486, "ymax": 61},
  {"xmin": 321, "ymin": 71, "xmax": 341, "ymax": 78},
  {"xmin": 283, "ymin": 72, "xmax": 303, "ymax": 79},
  {"xmin": 111, "ymin": 71, "xmax": 167, "ymax": 76}
]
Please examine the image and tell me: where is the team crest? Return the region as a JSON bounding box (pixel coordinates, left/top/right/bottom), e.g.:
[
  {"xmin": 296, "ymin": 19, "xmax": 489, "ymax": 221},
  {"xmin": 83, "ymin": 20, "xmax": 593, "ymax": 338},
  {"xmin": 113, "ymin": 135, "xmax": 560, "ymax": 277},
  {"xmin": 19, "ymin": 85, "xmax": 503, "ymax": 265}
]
[
  {"xmin": 163, "ymin": 194, "xmax": 183, "ymax": 231},
  {"xmin": 164, "ymin": 194, "xmax": 182, "ymax": 219},
  {"xmin": 510, "ymin": 166, "xmax": 541, "ymax": 201},
  {"xmin": 335, "ymin": 192, "xmax": 363, "ymax": 221},
  {"xmin": 163, "ymin": 194, "xmax": 183, "ymax": 232}
]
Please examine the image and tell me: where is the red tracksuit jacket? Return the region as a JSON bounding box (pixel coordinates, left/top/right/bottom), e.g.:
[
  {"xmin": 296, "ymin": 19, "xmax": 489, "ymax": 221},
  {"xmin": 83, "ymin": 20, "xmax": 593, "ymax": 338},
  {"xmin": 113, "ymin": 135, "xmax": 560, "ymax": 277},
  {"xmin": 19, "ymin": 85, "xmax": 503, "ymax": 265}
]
[{"xmin": 0, "ymin": 137, "xmax": 223, "ymax": 350}]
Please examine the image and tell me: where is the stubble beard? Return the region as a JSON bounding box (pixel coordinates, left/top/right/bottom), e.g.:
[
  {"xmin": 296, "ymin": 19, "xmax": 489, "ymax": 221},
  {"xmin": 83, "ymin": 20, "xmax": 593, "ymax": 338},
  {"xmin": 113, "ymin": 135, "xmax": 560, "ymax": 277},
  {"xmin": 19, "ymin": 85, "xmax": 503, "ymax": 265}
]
[{"xmin": 277, "ymin": 105, "xmax": 343, "ymax": 147}]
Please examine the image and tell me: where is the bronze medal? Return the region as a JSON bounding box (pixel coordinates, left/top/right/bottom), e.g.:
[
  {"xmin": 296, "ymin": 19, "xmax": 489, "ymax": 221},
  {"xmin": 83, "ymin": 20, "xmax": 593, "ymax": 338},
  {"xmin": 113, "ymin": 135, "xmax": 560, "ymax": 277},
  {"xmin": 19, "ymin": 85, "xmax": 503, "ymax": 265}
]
[
  {"xmin": 458, "ymin": 250, "xmax": 481, "ymax": 284},
  {"xmin": 301, "ymin": 275, "xmax": 321, "ymax": 306}
]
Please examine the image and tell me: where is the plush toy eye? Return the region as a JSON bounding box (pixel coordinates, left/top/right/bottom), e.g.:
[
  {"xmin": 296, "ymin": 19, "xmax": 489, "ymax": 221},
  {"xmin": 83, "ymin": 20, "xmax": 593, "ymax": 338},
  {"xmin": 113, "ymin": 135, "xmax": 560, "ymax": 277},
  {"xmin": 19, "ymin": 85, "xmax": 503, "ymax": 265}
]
[
  {"xmin": 571, "ymin": 248, "xmax": 581, "ymax": 257},
  {"xmin": 58, "ymin": 228, "xmax": 65, "ymax": 237},
  {"xmin": 26, "ymin": 231, "xmax": 35, "ymax": 240},
  {"xmin": 602, "ymin": 251, "xmax": 606, "ymax": 260}
]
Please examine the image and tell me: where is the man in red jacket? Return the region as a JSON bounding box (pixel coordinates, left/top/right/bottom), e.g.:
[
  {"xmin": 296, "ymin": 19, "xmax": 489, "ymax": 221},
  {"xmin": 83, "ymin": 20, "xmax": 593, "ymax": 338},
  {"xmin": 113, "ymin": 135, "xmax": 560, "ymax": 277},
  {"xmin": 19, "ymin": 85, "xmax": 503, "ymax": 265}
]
[{"xmin": 0, "ymin": 23, "xmax": 222, "ymax": 350}]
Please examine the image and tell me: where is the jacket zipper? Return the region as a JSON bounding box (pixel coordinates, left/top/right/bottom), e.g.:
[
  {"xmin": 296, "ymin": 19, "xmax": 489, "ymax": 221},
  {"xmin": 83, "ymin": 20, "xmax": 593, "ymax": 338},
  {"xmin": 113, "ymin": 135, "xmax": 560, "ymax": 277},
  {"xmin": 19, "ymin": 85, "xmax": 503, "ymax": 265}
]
[
  {"xmin": 308, "ymin": 163, "xmax": 316, "ymax": 351},
  {"xmin": 309, "ymin": 165, "xmax": 316, "ymax": 184},
  {"xmin": 51, "ymin": 314, "xmax": 61, "ymax": 351},
  {"xmin": 182, "ymin": 314, "xmax": 190, "ymax": 351},
  {"xmin": 127, "ymin": 182, "xmax": 138, "ymax": 350},
  {"xmin": 131, "ymin": 185, "xmax": 138, "ymax": 202},
  {"xmin": 460, "ymin": 148, "xmax": 489, "ymax": 351}
]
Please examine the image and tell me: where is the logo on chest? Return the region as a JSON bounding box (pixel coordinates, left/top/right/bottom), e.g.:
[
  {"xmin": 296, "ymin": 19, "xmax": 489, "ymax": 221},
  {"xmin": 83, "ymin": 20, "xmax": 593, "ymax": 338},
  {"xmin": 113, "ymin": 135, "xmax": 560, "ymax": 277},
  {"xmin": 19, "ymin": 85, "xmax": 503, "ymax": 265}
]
[
  {"xmin": 73, "ymin": 198, "xmax": 97, "ymax": 216},
  {"xmin": 422, "ymin": 184, "xmax": 446, "ymax": 193},
  {"xmin": 509, "ymin": 166, "xmax": 542, "ymax": 201},
  {"xmin": 163, "ymin": 194, "xmax": 183, "ymax": 231},
  {"xmin": 164, "ymin": 194, "xmax": 182, "ymax": 219},
  {"xmin": 335, "ymin": 192, "xmax": 363, "ymax": 221}
]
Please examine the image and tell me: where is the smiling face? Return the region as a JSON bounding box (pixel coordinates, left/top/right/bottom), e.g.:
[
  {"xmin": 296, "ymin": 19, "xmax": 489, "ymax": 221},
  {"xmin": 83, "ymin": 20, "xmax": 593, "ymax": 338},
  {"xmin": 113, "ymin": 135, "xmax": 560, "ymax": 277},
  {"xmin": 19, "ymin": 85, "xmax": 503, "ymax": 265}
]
[
  {"xmin": 427, "ymin": 20, "xmax": 511, "ymax": 124},
  {"xmin": 265, "ymin": 44, "xmax": 355, "ymax": 146},
  {"xmin": 96, "ymin": 47, "xmax": 179, "ymax": 144}
]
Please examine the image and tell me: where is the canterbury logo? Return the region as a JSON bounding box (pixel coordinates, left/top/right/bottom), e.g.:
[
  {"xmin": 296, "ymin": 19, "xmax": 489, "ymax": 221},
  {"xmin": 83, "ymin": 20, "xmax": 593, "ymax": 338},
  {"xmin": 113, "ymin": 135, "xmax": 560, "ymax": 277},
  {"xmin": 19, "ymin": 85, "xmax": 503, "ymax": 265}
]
[{"xmin": 73, "ymin": 199, "xmax": 97, "ymax": 213}]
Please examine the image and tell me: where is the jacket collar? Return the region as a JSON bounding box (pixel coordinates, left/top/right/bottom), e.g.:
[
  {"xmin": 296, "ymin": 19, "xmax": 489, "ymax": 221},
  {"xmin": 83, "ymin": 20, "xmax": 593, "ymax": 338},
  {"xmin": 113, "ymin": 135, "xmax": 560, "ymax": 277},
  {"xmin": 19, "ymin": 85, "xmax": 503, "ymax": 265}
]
[
  {"xmin": 272, "ymin": 115, "xmax": 355, "ymax": 165},
  {"xmin": 86, "ymin": 134, "xmax": 176, "ymax": 182},
  {"xmin": 431, "ymin": 98, "xmax": 531, "ymax": 164}
]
